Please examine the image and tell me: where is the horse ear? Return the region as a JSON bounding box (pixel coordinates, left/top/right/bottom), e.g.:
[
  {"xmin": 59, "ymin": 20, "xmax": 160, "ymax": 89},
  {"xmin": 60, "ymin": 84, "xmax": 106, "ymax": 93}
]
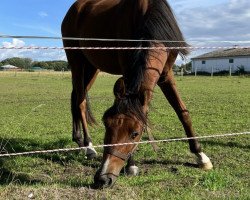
[{"xmin": 114, "ymin": 77, "xmax": 126, "ymax": 99}]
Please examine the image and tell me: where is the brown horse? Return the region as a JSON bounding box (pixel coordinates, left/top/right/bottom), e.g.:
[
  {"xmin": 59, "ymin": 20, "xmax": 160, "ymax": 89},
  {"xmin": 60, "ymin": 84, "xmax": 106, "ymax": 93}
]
[{"xmin": 62, "ymin": 0, "xmax": 213, "ymax": 188}]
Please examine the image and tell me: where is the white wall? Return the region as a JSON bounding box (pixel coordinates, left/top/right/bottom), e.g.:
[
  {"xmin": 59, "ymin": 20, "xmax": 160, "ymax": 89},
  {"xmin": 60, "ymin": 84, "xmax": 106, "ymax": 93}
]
[{"xmin": 192, "ymin": 57, "xmax": 250, "ymax": 73}]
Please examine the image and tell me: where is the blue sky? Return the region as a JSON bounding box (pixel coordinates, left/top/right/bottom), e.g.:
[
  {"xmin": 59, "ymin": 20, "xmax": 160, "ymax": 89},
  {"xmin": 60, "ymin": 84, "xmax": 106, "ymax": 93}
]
[
  {"xmin": 0, "ymin": 0, "xmax": 74, "ymax": 36},
  {"xmin": 0, "ymin": 0, "xmax": 250, "ymax": 61}
]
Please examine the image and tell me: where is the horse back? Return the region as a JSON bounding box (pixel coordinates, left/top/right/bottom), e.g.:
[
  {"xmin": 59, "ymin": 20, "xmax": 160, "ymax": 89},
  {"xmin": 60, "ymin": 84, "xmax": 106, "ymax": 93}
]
[{"xmin": 62, "ymin": 0, "xmax": 148, "ymax": 74}]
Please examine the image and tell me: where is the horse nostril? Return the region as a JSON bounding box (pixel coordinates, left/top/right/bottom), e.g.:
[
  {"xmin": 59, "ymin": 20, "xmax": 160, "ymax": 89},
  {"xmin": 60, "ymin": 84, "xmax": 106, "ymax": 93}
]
[
  {"xmin": 107, "ymin": 177, "xmax": 113, "ymax": 186},
  {"xmin": 94, "ymin": 175, "xmax": 114, "ymax": 189},
  {"xmin": 100, "ymin": 176, "xmax": 111, "ymax": 188},
  {"xmin": 94, "ymin": 169, "xmax": 117, "ymax": 188},
  {"xmin": 99, "ymin": 176, "xmax": 108, "ymax": 186}
]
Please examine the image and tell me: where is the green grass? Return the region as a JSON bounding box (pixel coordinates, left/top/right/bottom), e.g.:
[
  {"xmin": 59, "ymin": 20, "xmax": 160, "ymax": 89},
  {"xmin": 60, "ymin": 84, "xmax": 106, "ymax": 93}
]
[{"xmin": 0, "ymin": 72, "xmax": 249, "ymax": 199}]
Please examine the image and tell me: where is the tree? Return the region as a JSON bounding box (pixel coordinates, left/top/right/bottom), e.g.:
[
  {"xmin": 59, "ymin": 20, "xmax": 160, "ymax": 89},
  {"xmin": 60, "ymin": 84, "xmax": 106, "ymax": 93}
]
[
  {"xmin": 185, "ymin": 61, "xmax": 192, "ymax": 71},
  {"xmin": 179, "ymin": 61, "xmax": 192, "ymax": 74},
  {"xmin": 31, "ymin": 60, "xmax": 69, "ymax": 71},
  {"xmin": 1, "ymin": 57, "xmax": 69, "ymax": 71},
  {"xmin": 1, "ymin": 57, "xmax": 32, "ymax": 69},
  {"xmin": 52, "ymin": 61, "xmax": 69, "ymax": 71},
  {"xmin": 32, "ymin": 61, "xmax": 49, "ymax": 69},
  {"xmin": 173, "ymin": 64, "xmax": 180, "ymax": 74}
]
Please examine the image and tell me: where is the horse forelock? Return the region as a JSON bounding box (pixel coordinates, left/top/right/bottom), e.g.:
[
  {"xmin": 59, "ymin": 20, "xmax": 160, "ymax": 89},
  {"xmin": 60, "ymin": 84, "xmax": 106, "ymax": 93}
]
[{"xmin": 103, "ymin": 93, "xmax": 148, "ymax": 127}]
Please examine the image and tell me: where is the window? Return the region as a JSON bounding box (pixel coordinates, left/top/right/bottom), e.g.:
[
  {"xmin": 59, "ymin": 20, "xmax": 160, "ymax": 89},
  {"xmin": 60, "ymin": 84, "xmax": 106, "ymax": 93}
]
[
  {"xmin": 229, "ymin": 59, "xmax": 234, "ymax": 63},
  {"xmin": 202, "ymin": 60, "xmax": 206, "ymax": 64}
]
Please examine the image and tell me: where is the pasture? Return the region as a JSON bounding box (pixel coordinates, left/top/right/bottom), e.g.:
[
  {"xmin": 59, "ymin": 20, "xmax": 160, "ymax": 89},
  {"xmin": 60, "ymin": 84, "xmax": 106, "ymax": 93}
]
[{"xmin": 0, "ymin": 72, "xmax": 249, "ymax": 199}]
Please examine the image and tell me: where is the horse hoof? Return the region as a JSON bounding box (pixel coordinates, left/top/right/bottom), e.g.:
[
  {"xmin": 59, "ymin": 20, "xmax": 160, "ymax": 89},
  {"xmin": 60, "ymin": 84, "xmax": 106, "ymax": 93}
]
[
  {"xmin": 196, "ymin": 152, "xmax": 213, "ymax": 171},
  {"xmin": 86, "ymin": 147, "xmax": 97, "ymax": 160},
  {"xmin": 199, "ymin": 161, "xmax": 213, "ymax": 170},
  {"xmin": 126, "ymin": 166, "xmax": 139, "ymax": 176}
]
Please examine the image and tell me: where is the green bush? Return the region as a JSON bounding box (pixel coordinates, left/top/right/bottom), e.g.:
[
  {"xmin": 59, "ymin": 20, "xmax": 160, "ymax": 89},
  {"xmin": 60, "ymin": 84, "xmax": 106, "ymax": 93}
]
[{"xmin": 235, "ymin": 65, "xmax": 246, "ymax": 75}]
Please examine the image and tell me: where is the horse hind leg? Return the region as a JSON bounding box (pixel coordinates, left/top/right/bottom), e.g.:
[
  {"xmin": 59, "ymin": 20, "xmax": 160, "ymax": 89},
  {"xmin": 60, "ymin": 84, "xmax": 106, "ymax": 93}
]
[{"xmin": 158, "ymin": 70, "xmax": 213, "ymax": 170}]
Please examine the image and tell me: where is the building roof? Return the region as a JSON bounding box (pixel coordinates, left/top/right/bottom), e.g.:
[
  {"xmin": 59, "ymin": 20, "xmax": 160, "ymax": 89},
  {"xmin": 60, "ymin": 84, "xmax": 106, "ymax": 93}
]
[
  {"xmin": 32, "ymin": 66, "xmax": 44, "ymax": 70},
  {"xmin": 192, "ymin": 48, "xmax": 250, "ymax": 60},
  {"xmin": 1, "ymin": 64, "xmax": 19, "ymax": 69}
]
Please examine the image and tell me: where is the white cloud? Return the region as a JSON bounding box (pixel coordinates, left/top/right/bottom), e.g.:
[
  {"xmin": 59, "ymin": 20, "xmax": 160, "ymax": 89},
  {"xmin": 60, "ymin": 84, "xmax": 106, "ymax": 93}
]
[
  {"xmin": 0, "ymin": 39, "xmax": 66, "ymax": 61},
  {"xmin": 169, "ymin": 0, "xmax": 250, "ymax": 63},
  {"xmin": 38, "ymin": 11, "xmax": 48, "ymax": 18},
  {"xmin": 175, "ymin": 0, "xmax": 250, "ymax": 42},
  {"xmin": 3, "ymin": 39, "xmax": 25, "ymax": 48}
]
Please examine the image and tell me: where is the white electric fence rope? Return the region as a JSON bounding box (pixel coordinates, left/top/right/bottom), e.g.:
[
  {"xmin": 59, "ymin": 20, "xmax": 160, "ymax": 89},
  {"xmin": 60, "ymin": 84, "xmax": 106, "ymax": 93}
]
[
  {"xmin": 1, "ymin": 34, "xmax": 250, "ymax": 44},
  {"xmin": 0, "ymin": 46, "xmax": 250, "ymax": 50},
  {"xmin": 0, "ymin": 132, "xmax": 249, "ymax": 158}
]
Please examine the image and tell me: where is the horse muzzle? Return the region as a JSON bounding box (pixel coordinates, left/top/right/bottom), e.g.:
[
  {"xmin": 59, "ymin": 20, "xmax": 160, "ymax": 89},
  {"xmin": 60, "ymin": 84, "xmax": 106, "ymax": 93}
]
[{"xmin": 94, "ymin": 169, "xmax": 118, "ymax": 189}]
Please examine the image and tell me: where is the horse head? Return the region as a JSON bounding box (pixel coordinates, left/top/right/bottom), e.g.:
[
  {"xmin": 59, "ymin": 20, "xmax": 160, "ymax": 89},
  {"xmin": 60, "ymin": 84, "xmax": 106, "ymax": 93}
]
[{"xmin": 94, "ymin": 77, "xmax": 147, "ymax": 188}]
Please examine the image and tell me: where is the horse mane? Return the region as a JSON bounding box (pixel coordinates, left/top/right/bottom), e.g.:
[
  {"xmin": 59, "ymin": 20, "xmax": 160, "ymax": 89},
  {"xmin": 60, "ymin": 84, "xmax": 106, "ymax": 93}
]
[
  {"xmin": 104, "ymin": 0, "xmax": 189, "ymax": 125},
  {"xmin": 146, "ymin": 0, "xmax": 189, "ymax": 56},
  {"xmin": 126, "ymin": 0, "xmax": 189, "ymax": 92}
]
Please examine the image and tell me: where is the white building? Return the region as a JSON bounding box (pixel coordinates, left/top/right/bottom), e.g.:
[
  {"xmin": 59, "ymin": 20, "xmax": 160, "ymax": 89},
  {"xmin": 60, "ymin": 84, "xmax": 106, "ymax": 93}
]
[
  {"xmin": 191, "ymin": 48, "xmax": 250, "ymax": 74},
  {"xmin": 1, "ymin": 64, "xmax": 21, "ymax": 71}
]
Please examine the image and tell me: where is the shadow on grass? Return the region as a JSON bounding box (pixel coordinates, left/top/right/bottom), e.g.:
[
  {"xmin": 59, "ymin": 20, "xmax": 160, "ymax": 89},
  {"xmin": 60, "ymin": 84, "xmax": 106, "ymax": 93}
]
[
  {"xmin": 0, "ymin": 137, "xmax": 102, "ymax": 164},
  {"xmin": 0, "ymin": 164, "xmax": 96, "ymax": 189},
  {"xmin": 200, "ymin": 140, "xmax": 250, "ymax": 150},
  {"xmin": 0, "ymin": 163, "xmax": 43, "ymax": 185},
  {"xmin": 139, "ymin": 159, "xmax": 199, "ymax": 169},
  {"xmin": 0, "ymin": 137, "xmax": 101, "ymax": 187}
]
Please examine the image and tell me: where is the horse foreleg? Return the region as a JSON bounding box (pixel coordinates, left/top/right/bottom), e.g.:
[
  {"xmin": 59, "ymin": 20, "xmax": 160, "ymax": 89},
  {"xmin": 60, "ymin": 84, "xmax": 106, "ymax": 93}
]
[
  {"xmin": 125, "ymin": 155, "xmax": 139, "ymax": 176},
  {"xmin": 66, "ymin": 48, "xmax": 99, "ymax": 159},
  {"xmin": 78, "ymin": 67, "xmax": 99, "ymax": 160},
  {"xmin": 79, "ymin": 97, "xmax": 98, "ymax": 160},
  {"xmin": 158, "ymin": 70, "xmax": 213, "ymax": 170},
  {"xmin": 71, "ymin": 89, "xmax": 84, "ymax": 147}
]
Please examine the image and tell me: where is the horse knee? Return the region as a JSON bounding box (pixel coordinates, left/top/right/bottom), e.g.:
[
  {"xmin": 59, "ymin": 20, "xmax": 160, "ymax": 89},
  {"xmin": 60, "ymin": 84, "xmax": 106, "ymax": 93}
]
[
  {"xmin": 178, "ymin": 110, "xmax": 192, "ymax": 126},
  {"xmin": 72, "ymin": 130, "xmax": 83, "ymax": 145}
]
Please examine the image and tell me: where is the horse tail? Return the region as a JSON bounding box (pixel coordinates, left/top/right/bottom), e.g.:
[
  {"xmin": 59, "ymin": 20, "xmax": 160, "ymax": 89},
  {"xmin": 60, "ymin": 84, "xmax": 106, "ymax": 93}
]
[{"xmin": 86, "ymin": 93, "xmax": 97, "ymax": 126}]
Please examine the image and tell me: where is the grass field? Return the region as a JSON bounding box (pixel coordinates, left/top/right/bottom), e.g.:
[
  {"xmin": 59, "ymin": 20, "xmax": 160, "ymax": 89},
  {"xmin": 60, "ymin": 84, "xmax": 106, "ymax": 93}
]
[{"xmin": 0, "ymin": 71, "xmax": 249, "ymax": 199}]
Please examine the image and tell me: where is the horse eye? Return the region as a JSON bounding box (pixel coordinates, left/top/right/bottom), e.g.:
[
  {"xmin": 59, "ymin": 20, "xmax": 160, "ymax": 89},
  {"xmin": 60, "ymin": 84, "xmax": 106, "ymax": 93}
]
[{"xmin": 131, "ymin": 131, "xmax": 139, "ymax": 139}]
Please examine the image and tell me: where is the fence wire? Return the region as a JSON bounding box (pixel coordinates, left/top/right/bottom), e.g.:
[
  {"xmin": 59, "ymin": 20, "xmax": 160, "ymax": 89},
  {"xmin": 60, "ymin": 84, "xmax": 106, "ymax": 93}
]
[{"xmin": 0, "ymin": 132, "xmax": 249, "ymax": 158}]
